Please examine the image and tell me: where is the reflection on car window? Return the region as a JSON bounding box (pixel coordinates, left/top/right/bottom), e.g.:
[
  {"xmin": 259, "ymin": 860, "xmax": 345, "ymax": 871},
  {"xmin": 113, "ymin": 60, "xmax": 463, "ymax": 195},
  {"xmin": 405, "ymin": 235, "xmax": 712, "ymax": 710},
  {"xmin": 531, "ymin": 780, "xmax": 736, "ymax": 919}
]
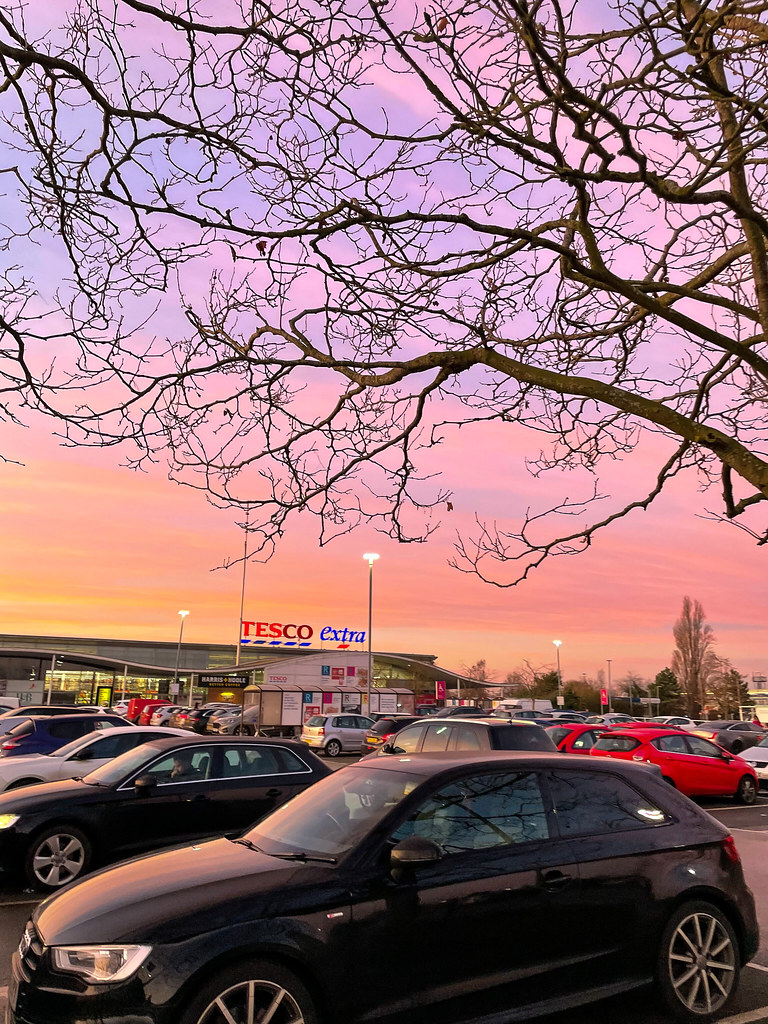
[
  {"xmin": 145, "ymin": 749, "xmax": 212, "ymax": 784},
  {"xmin": 391, "ymin": 726, "xmax": 426, "ymax": 754},
  {"xmin": 572, "ymin": 732, "xmax": 596, "ymax": 750},
  {"xmin": 593, "ymin": 736, "xmax": 641, "ymax": 752},
  {"xmin": 547, "ymin": 770, "xmax": 669, "ymax": 837},
  {"xmin": 222, "ymin": 746, "xmax": 280, "ymax": 778},
  {"xmin": 685, "ymin": 736, "xmax": 724, "ymax": 758},
  {"xmin": 653, "ymin": 735, "xmax": 688, "ymax": 754},
  {"xmin": 390, "ymin": 771, "xmax": 549, "ymax": 853},
  {"xmin": 454, "ymin": 725, "xmax": 483, "ymax": 750},
  {"xmin": 422, "ymin": 725, "xmax": 452, "ymax": 752},
  {"xmin": 546, "ymin": 727, "xmax": 571, "ymax": 746}
]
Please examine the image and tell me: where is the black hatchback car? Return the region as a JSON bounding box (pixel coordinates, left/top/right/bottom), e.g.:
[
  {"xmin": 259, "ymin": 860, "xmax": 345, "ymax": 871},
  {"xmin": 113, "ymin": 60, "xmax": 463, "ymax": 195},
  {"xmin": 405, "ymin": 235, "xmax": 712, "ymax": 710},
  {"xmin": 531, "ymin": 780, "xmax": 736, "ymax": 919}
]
[
  {"xmin": 362, "ymin": 715, "xmax": 556, "ymax": 757},
  {"xmin": 0, "ymin": 735, "xmax": 330, "ymax": 890},
  {"xmin": 7, "ymin": 752, "xmax": 758, "ymax": 1024}
]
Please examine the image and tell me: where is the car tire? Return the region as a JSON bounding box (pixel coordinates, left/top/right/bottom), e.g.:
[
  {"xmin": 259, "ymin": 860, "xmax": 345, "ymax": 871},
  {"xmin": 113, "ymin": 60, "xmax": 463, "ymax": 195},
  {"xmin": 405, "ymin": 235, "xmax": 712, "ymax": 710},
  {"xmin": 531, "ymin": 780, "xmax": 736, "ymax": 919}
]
[
  {"xmin": 324, "ymin": 739, "xmax": 342, "ymax": 758},
  {"xmin": 655, "ymin": 901, "xmax": 739, "ymax": 1022},
  {"xmin": 735, "ymin": 775, "xmax": 758, "ymax": 805},
  {"xmin": 24, "ymin": 825, "xmax": 92, "ymax": 891},
  {"xmin": 662, "ymin": 776, "xmax": 676, "ymax": 788},
  {"xmin": 180, "ymin": 959, "xmax": 319, "ymax": 1024}
]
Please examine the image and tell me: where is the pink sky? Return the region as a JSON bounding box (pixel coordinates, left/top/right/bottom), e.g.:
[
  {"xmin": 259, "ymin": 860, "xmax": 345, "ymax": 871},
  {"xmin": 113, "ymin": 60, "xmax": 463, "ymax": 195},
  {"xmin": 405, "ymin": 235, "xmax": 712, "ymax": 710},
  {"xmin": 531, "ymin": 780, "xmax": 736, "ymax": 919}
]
[{"xmin": 2, "ymin": 416, "xmax": 766, "ymax": 689}]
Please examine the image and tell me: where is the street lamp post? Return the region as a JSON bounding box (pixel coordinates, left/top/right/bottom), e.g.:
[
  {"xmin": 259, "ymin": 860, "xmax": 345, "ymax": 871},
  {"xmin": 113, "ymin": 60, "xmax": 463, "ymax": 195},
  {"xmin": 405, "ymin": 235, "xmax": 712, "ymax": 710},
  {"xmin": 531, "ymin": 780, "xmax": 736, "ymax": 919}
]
[
  {"xmin": 363, "ymin": 554, "xmax": 380, "ymax": 717},
  {"xmin": 174, "ymin": 610, "xmax": 190, "ymax": 704},
  {"xmin": 235, "ymin": 507, "xmax": 249, "ymax": 668},
  {"xmin": 607, "ymin": 659, "xmax": 613, "ymax": 713},
  {"xmin": 553, "ymin": 640, "xmax": 563, "ymax": 706}
]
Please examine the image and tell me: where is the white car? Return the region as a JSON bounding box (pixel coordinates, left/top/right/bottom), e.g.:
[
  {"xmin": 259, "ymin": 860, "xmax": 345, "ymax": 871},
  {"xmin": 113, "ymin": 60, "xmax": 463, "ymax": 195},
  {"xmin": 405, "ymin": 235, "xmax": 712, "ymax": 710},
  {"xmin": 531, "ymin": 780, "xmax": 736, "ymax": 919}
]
[
  {"xmin": 650, "ymin": 716, "xmax": 697, "ymax": 728},
  {"xmin": 149, "ymin": 704, "xmax": 183, "ymax": 726},
  {"xmin": 742, "ymin": 738, "xmax": 768, "ymax": 788},
  {"xmin": 0, "ymin": 725, "xmax": 188, "ymax": 793},
  {"xmin": 110, "ymin": 700, "xmax": 130, "ymax": 716}
]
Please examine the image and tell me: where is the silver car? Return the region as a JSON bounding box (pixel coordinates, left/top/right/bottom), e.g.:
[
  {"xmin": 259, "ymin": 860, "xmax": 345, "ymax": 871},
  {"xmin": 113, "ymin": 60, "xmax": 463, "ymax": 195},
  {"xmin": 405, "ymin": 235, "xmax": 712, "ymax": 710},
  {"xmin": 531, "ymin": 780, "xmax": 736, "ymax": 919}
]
[
  {"xmin": 300, "ymin": 713, "xmax": 375, "ymax": 757},
  {"xmin": 208, "ymin": 705, "xmax": 260, "ymax": 735}
]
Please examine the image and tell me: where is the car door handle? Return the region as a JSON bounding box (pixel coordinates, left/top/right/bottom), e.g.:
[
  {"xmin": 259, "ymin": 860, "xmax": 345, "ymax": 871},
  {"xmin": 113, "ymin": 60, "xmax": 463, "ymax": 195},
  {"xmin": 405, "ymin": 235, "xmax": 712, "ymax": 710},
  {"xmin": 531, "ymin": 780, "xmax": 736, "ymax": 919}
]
[
  {"xmin": 266, "ymin": 788, "xmax": 283, "ymax": 798},
  {"xmin": 541, "ymin": 870, "xmax": 574, "ymax": 890},
  {"xmin": 185, "ymin": 793, "xmax": 209, "ymax": 803}
]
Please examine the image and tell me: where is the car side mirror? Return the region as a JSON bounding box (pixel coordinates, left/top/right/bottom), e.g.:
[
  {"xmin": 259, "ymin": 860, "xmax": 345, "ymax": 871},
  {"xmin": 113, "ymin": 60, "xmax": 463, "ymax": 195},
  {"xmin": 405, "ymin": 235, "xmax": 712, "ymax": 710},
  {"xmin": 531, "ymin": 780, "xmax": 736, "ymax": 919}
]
[
  {"xmin": 390, "ymin": 837, "xmax": 442, "ymax": 881},
  {"xmin": 73, "ymin": 748, "xmax": 95, "ymax": 760},
  {"xmin": 134, "ymin": 774, "xmax": 158, "ymax": 794},
  {"xmin": 379, "ymin": 742, "xmax": 394, "ymax": 755}
]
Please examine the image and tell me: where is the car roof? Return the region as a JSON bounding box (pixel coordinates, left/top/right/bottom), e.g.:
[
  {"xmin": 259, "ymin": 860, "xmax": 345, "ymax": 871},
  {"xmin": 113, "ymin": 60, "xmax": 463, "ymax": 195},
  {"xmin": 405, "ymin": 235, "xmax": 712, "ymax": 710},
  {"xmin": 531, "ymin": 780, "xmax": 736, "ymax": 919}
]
[
  {"xmin": 347, "ymin": 749, "xmax": 666, "ymax": 780},
  {"xmin": 127, "ymin": 734, "xmax": 317, "ymax": 752},
  {"xmin": 596, "ymin": 727, "xmax": 687, "ymax": 739}
]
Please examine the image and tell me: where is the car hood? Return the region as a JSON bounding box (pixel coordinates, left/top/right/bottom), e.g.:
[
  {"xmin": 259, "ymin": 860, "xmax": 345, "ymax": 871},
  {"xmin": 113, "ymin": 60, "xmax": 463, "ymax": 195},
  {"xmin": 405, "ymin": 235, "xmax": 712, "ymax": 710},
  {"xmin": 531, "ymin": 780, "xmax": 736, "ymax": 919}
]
[
  {"xmin": 34, "ymin": 837, "xmax": 340, "ymax": 946},
  {"xmin": 0, "ymin": 777, "xmax": 96, "ymax": 811},
  {"xmin": 744, "ymin": 748, "xmax": 768, "ymax": 764}
]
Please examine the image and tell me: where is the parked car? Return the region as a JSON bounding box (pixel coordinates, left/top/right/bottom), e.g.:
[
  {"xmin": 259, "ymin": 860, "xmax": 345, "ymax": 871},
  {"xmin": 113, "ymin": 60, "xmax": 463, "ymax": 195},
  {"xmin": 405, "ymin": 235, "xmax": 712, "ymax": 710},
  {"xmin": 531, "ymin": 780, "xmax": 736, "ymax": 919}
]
[
  {"xmin": 432, "ymin": 705, "xmax": 488, "ymax": 718},
  {"xmin": 360, "ymin": 715, "xmax": 421, "ymax": 754},
  {"xmin": 167, "ymin": 706, "xmax": 194, "ymax": 730},
  {"xmin": 110, "ymin": 700, "xmax": 130, "ymax": 716},
  {"xmin": 126, "ymin": 698, "xmax": 173, "ymax": 725},
  {"xmin": 649, "ymin": 715, "xmax": 697, "ymax": 728},
  {"xmin": 8, "ymin": 752, "xmax": 758, "ymax": 1024},
  {"xmin": 541, "ymin": 711, "xmax": 589, "ymax": 723},
  {"xmin": 584, "ymin": 713, "xmax": 640, "ymax": 725},
  {"xmin": 208, "ymin": 705, "xmax": 261, "ymax": 736},
  {"xmin": 741, "ymin": 738, "xmax": 768, "ymax": 788},
  {"xmin": 0, "ymin": 735, "xmax": 332, "ymax": 890},
  {"xmin": 184, "ymin": 707, "xmax": 225, "ymax": 734},
  {"xmin": 0, "ymin": 705, "xmax": 106, "ymax": 719},
  {"xmin": 414, "ymin": 704, "xmax": 440, "ymax": 716},
  {"xmin": 545, "ymin": 723, "xmax": 606, "ymax": 753},
  {"xmin": 0, "ymin": 726, "xmax": 188, "ymax": 793},
  {"xmin": 688, "ymin": 720, "xmax": 768, "ymax": 755},
  {"xmin": 138, "ymin": 702, "xmax": 182, "ymax": 726},
  {"xmin": 363, "ymin": 716, "xmax": 556, "ymax": 757},
  {"xmin": 589, "ymin": 727, "xmax": 759, "ymax": 803},
  {"xmin": 0, "ymin": 714, "xmax": 127, "ymax": 758},
  {"xmin": 148, "ymin": 704, "xmax": 184, "ymax": 726},
  {"xmin": 300, "ymin": 713, "xmax": 375, "ymax": 757}
]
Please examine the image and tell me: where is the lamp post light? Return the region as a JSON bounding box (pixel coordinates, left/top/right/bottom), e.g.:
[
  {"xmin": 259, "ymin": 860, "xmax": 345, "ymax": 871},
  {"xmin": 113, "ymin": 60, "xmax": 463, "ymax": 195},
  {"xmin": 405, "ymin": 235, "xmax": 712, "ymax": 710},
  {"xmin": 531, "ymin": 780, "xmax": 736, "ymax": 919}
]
[
  {"xmin": 553, "ymin": 640, "xmax": 563, "ymax": 706},
  {"xmin": 363, "ymin": 553, "xmax": 380, "ymax": 717},
  {"xmin": 174, "ymin": 610, "xmax": 190, "ymax": 704}
]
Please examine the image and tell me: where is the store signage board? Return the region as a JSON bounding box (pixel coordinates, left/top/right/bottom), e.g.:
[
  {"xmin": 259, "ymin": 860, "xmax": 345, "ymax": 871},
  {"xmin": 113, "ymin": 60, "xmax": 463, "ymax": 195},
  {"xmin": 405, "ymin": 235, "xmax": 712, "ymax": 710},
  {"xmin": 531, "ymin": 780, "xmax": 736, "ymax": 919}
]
[{"xmin": 240, "ymin": 618, "xmax": 367, "ymax": 649}]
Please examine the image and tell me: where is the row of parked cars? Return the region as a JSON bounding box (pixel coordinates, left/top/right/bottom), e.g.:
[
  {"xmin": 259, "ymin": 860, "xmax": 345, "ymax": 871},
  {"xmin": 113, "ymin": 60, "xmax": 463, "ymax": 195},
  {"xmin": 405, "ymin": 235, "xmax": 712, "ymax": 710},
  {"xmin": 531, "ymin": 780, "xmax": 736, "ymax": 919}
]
[{"xmin": 4, "ymin": 707, "xmax": 760, "ymax": 1024}]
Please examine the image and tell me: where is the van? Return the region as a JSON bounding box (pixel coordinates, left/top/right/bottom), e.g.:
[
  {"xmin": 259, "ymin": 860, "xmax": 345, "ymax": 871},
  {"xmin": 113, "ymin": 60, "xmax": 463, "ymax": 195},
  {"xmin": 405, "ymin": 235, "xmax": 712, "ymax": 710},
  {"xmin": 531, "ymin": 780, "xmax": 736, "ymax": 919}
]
[
  {"xmin": 126, "ymin": 697, "xmax": 172, "ymax": 724},
  {"xmin": 494, "ymin": 699, "xmax": 553, "ymax": 714}
]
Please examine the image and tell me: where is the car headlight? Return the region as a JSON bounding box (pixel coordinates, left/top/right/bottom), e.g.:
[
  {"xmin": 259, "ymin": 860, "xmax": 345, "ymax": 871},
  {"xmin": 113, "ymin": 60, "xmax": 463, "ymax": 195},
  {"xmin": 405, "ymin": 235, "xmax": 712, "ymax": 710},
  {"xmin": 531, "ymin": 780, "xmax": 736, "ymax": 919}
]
[
  {"xmin": 0, "ymin": 814, "xmax": 20, "ymax": 830},
  {"xmin": 51, "ymin": 945, "xmax": 152, "ymax": 983}
]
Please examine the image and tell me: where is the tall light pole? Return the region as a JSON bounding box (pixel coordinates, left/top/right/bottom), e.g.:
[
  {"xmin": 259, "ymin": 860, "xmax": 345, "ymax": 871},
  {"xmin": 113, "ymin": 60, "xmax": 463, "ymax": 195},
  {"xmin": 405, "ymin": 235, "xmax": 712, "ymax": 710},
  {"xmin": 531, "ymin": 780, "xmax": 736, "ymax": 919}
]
[
  {"xmin": 363, "ymin": 553, "xmax": 380, "ymax": 717},
  {"xmin": 174, "ymin": 610, "xmax": 190, "ymax": 703},
  {"xmin": 553, "ymin": 640, "xmax": 563, "ymax": 706},
  {"xmin": 235, "ymin": 507, "xmax": 249, "ymax": 668},
  {"xmin": 607, "ymin": 659, "xmax": 613, "ymax": 713}
]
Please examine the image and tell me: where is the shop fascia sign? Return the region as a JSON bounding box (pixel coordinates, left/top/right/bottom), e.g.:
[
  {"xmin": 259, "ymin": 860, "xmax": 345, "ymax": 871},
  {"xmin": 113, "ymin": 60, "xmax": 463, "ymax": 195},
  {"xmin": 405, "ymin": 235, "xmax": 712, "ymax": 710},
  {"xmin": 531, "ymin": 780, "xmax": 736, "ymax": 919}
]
[{"xmin": 240, "ymin": 619, "xmax": 366, "ymax": 649}]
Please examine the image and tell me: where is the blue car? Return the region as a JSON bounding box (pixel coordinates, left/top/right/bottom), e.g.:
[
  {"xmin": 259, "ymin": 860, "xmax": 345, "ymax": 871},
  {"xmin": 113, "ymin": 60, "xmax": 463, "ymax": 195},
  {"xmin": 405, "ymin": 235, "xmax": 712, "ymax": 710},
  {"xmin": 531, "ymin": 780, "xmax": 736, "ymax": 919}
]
[{"xmin": 0, "ymin": 714, "xmax": 126, "ymax": 757}]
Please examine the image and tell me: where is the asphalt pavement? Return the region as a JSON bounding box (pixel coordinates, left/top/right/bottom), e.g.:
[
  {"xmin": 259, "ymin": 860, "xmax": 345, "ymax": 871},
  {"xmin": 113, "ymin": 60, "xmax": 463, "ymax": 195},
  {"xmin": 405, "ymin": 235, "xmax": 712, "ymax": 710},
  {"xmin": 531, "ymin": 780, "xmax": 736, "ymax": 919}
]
[{"xmin": 1, "ymin": 782, "xmax": 768, "ymax": 1022}]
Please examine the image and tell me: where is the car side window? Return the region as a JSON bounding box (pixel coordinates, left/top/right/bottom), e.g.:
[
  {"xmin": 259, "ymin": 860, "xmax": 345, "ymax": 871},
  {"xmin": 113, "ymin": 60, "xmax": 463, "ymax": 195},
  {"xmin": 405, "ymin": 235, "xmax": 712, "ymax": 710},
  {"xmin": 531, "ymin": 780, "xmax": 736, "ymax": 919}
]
[
  {"xmin": 453, "ymin": 725, "xmax": 483, "ymax": 750},
  {"xmin": 144, "ymin": 749, "xmax": 213, "ymax": 784},
  {"xmin": 547, "ymin": 770, "xmax": 669, "ymax": 837},
  {"xmin": 685, "ymin": 736, "xmax": 725, "ymax": 758},
  {"xmin": 390, "ymin": 725, "xmax": 426, "ymax": 754},
  {"xmin": 572, "ymin": 731, "xmax": 596, "ymax": 750},
  {"xmin": 391, "ymin": 771, "xmax": 548, "ymax": 852},
  {"xmin": 421, "ymin": 724, "xmax": 452, "ymax": 752},
  {"xmin": 653, "ymin": 734, "xmax": 688, "ymax": 754},
  {"xmin": 222, "ymin": 746, "xmax": 280, "ymax": 778},
  {"xmin": 273, "ymin": 747, "xmax": 313, "ymax": 774},
  {"xmin": 77, "ymin": 733, "xmax": 139, "ymax": 759},
  {"xmin": 49, "ymin": 720, "xmax": 89, "ymax": 740}
]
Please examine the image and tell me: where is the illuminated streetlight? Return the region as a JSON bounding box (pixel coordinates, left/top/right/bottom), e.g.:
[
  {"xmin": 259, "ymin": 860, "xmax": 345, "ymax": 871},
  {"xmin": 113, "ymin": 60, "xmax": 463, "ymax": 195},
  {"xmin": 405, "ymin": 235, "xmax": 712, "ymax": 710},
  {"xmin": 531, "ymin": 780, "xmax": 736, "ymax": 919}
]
[
  {"xmin": 553, "ymin": 640, "xmax": 563, "ymax": 706},
  {"xmin": 174, "ymin": 610, "xmax": 190, "ymax": 704},
  {"xmin": 363, "ymin": 554, "xmax": 380, "ymax": 716}
]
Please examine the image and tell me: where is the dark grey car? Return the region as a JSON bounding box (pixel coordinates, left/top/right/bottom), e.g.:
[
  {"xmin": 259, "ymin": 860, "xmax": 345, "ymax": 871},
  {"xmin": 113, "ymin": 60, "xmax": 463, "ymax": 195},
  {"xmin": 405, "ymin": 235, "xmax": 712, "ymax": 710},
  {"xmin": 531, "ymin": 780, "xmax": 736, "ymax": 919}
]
[
  {"xmin": 689, "ymin": 720, "xmax": 768, "ymax": 754},
  {"xmin": 363, "ymin": 716, "xmax": 556, "ymax": 757}
]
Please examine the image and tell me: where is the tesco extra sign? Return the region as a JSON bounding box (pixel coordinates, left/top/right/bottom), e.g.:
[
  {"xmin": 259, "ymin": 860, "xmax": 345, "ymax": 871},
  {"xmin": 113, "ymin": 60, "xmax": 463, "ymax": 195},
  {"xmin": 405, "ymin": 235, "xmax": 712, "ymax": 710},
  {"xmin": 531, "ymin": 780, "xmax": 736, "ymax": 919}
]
[{"xmin": 240, "ymin": 621, "xmax": 366, "ymax": 648}]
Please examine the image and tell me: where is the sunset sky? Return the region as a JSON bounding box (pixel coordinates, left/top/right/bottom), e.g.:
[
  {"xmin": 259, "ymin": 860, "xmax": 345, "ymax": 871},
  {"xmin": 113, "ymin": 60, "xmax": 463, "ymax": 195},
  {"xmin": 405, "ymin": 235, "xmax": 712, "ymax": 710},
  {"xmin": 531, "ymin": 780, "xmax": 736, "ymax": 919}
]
[
  {"xmin": 1, "ymin": 3, "xmax": 767, "ymax": 694},
  {"xmin": 2, "ymin": 411, "xmax": 766, "ymax": 690}
]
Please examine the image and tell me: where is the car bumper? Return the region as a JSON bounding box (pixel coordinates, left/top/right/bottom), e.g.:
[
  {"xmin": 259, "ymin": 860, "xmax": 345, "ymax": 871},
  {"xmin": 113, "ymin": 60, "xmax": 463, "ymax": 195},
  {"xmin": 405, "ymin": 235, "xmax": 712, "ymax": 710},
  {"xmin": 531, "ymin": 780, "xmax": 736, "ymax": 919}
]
[{"xmin": 744, "ymin": 762, "xmax": 768, "ymax": 784}]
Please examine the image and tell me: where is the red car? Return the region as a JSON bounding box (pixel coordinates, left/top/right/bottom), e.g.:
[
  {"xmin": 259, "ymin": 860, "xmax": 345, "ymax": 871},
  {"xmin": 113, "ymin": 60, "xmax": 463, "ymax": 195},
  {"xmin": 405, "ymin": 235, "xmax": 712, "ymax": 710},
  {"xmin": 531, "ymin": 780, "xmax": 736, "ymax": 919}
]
[
  {"xmin": 545, "ymin": 723, "xmax": 606, "ymax": 753},
  {"xmin": 589, "ymin": 727, "xmax": 758, "ymax": 803}
]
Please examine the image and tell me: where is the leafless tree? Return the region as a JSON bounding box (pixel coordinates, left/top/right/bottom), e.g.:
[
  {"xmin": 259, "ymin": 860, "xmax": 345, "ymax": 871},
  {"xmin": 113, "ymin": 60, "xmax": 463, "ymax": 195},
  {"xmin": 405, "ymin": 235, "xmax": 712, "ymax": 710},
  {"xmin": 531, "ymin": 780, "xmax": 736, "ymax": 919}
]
[
  {"xmin": 1, "ymin": 1, "xmax": 768, "ymax": 580},
  {"xmin": 672, "ymin": 595, "xmax": 717, "ymax": 714}
]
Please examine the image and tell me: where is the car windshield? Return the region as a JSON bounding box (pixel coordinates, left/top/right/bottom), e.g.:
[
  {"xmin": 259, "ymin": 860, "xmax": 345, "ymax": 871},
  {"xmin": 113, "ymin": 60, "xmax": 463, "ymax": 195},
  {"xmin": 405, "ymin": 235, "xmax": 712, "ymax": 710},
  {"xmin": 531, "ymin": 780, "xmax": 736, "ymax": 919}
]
[{"xmin": 243, "ymin": 764, "xmax": 420, "ymax": 858}]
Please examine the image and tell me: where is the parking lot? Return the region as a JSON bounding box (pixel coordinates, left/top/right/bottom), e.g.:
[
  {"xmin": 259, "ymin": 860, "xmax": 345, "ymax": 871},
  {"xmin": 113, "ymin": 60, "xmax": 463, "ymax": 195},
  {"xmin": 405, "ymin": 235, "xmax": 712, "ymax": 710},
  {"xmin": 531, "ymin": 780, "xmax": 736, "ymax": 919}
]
[{"xmin": 2, "ymin": 762, "xmax": 768, "ymax": 1022}]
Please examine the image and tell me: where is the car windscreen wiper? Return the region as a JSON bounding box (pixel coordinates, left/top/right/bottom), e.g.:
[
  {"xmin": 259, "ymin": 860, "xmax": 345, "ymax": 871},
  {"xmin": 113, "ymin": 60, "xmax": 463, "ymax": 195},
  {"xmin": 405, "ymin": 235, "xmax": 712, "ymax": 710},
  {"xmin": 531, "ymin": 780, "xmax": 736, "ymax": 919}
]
[
  {"xmin": 267, "ymin": 851, "xmax": 337, "ymax": 864},
  {"xmin": 232, "ymin": 837, "xmax": 264, "ymax": 852}
]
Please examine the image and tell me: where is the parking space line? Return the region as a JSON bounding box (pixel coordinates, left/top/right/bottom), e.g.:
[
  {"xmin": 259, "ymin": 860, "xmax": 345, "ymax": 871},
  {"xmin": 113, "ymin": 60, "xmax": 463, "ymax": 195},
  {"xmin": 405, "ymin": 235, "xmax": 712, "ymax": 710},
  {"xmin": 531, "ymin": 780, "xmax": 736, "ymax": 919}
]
[{"xmin": 719, "ymin": 1007, "xmax": 768, "ymax": 1024}]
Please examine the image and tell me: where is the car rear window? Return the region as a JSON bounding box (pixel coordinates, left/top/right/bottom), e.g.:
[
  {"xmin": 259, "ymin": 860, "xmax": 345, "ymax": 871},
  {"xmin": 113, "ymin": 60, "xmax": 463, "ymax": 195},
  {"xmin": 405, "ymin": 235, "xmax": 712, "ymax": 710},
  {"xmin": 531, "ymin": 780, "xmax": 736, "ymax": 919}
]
[
  {"xmin": 370, "ymin": 718, "xmax": 400, "ymax": 735},
  {"xmin": 305, "ymin": 716, "xmax": 326, "ymax": 728},
  {"xmin": 546, "ymin": 727, "xmax": 572, "ymax": 746},
  {"xmin": 593, "ymin": 735, "xmax": 642, "ymax": 752},
  {"xmin": 546, "ymin": 769, "xmax": 670, "ymax": 836},
  {"xmin": 492, "ymin": 725, "xmax": 556, "ymax": 751}
]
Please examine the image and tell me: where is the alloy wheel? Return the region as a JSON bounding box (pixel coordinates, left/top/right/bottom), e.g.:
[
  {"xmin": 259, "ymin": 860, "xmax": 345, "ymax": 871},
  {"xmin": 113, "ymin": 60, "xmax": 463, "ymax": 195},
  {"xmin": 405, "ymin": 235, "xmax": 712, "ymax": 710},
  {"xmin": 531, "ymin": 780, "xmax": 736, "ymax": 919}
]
[
  {"xmin": 31, "ymin": 833, "xmax": 86, "ymax": 887},
  {"xmin": 666, "ymin": 909, "xmax": 736, "ymax": 1016},
  {"xmin": 196, "ymin": 979, "xmax": 307, "ymax": 1024}
]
